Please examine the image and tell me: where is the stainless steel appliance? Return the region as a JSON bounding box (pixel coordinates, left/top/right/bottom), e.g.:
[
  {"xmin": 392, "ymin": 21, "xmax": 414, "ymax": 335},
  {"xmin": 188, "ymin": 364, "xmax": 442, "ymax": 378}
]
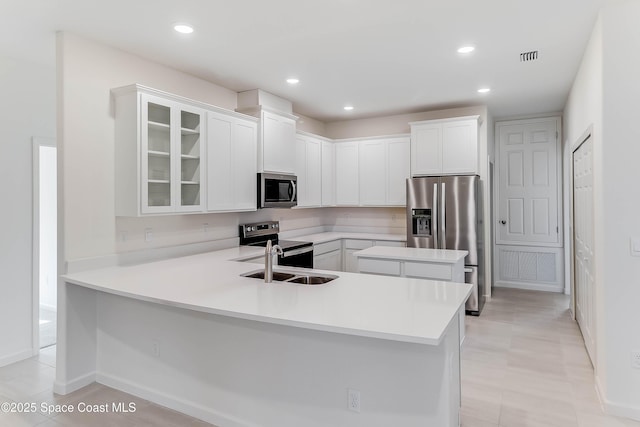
[
  {"xmin": 406, "ymin": 175, "xmax": 484, "ymax": 315},
  {"xmin": 257, "ymin": 173, "xmax": 297, "ymax": 208},
  {"xmin": 239, "ymin": 221, "xmax": 313, "ymax": 268}
]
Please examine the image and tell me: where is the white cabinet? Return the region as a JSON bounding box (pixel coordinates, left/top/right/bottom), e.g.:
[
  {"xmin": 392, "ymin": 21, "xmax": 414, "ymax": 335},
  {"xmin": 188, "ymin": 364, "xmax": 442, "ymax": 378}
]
[
  {"xmin": 335, "ymin": 142, "xmax": 360, "ymax": 205},
  {"xmin": 261, "ymin": 109, "xmax": 297, "ymax": 174},
  {"xmin": 387, "ymin": 138, "xmax": 411, "ymax": 205},
  {"xmin": 359, "ymin": 137, "xmax": 410, "ymax": 206},
  {"xmin": 207, "ymin": 111, "xmax": 258, "ymax": 212},
  {"xmin": 321, "ymin": 141, "xmax": 336, "ymax": 206},
  {"xmin": 314, "ymin": 240, "xmax": 343, "ymax": 271},
  {"xmin": 410, "ymin": 116, "xmax": 479, "ymax": 176},
  {"xmin": 296, "ymin": 133, "xmax": 322, "ymax": 207},
  {"xmin": 113, "ymin": 85, "xmax": 206, "ymax": 216},
  {"xmin": 359, "ymin": 140, "xmax": 387, "ymax": 205}
]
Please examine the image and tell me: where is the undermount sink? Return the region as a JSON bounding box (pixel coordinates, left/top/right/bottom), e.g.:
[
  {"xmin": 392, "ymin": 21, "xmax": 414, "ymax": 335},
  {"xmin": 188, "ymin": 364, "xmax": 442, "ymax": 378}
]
[{"xmin": 241, "ymin": 269, "xmax": 338, "ymax": 285}]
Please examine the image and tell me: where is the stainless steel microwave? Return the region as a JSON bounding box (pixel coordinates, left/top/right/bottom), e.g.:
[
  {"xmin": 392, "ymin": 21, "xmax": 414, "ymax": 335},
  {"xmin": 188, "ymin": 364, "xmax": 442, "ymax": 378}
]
[{"xmin": 257, "ymin": 173, "xmax": 297, "ymax": 208}]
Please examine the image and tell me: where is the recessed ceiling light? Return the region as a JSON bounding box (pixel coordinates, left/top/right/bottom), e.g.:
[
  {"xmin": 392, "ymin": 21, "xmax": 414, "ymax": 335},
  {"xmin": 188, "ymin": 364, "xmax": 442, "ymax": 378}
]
[
  {"xmin": 286, "ymin": 78, "xmax": 299, "ymax": 85},
  {"xmin": 174, "ymin": 24, "xmax": 194, "ymax": 34},
  {"xmin": 344, "ymin": 105, "xmax": 354, "ymax": 111},
  {"xmin": 457, "ymin": 46, "xmax": 475, "ymax": 54},
  {"xmin": 477, "ymin": 87, "xmax": 491, "ymax": 93}
]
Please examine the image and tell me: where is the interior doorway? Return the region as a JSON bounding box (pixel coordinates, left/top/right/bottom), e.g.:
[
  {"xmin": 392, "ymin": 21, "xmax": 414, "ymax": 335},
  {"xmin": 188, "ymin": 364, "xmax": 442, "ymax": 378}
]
[{"xmin": 33, "ymin": 137, "xmax": 57, "ymax": 350}]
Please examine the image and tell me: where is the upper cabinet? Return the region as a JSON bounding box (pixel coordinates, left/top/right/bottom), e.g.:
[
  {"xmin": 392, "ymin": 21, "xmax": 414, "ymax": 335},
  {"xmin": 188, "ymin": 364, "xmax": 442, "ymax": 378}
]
[
  {"xmin": 359, "ymin": 137, "xmax": 410, "ymax": 206},
  {"xmin": 261, "ymin": 110, "xmax": 297, "ymax": 174},
  {"xmin": 410, "ymin": 116, "xmax": 479, "ymax": 176},
  {"xmin": 296, "ymin": 132, "xmax": 322, "ymax": 208},
  {"xmin": 335, "ymin": 141, "xmax": 361, "ymax": 206},
  {"xmin": 321, "ymin": 140, "xmax": 336, "ymax": 207},
  {"xmin": 236, "ymin": 89, "xmax": 298, "ymax": 175},
  {"xmin": 207, "ymin": 111, "xmax": 259, "ymax": 212},
  {"xmin": 113, "ymin": 85, "xmax": 206, "ymax": 216},
  {"xmin": 112, "ymin": 84, "xmax": 258, "ymax": 216}
]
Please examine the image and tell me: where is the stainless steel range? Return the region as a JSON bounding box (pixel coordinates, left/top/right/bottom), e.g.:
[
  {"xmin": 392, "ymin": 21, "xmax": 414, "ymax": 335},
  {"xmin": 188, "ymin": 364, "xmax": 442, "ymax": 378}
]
[{"xmin": 239, "ymin": 221, "xmax": 314, "ymax": 268}]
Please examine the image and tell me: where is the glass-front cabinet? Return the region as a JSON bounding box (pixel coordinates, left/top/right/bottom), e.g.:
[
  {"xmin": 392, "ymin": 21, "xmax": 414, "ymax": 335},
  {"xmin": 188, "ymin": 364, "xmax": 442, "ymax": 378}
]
[
  {"xmin": 141, "ymin": 94, "xmax": 204, "ymax": 214},
  {"xmin": 113, "ymin": 85, "xmax": 206, "ymax": 216}
]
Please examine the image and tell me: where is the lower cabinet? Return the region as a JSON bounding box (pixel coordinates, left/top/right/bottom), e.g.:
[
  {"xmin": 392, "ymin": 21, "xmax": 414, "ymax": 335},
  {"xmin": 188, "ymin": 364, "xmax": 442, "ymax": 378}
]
[
  {"xmin": 343, "ymin": 239, "xmax": 405, "ymax": 273},
  {"xmin": 313, "ymin": 240, "xmax": 342, "ymax": 271}
]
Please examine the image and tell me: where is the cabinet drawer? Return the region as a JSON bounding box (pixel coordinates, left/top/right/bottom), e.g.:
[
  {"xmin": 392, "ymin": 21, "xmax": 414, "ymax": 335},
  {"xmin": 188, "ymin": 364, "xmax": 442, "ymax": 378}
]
[
  {"xmin": 314, "ymin": 240, "xmax": 342, "ymax": 255},
  {"xmin": 358, "ymin": 258, "xmax": 401, "ymax": 276},
  {"xmin": 375, "ymin": 240, "xmax": 405, "ymax": 247},
  {"xmin": 404, "ymin": 262, "xmax": 452, "ymax": 281},
  {"xmin": 344, "ymin": 239, "xmax": 374, "ymax": 250}
]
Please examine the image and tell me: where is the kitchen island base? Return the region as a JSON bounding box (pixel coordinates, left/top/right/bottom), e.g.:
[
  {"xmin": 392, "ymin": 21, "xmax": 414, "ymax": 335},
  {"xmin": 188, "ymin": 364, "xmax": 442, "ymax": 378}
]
[{"xmin": 57, "ymin": 284, "xmax": 461, "ymax": 427}]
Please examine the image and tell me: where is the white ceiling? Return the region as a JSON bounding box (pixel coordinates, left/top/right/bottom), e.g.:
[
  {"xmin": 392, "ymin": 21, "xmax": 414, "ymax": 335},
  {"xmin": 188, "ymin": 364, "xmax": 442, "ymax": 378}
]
[{"xmin": 1, "ymin": 0, "xmax": 612, "ymax": 122}]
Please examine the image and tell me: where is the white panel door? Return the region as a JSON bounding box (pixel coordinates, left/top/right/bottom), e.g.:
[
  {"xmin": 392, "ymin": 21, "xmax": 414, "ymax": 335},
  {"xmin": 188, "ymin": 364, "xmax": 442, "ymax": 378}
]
[
  {"xmin": 335, "ymin": 142, "xmax": 360, "ymax": 205},
  {"xmin": 359, "ymin": 140, "xmax": 386, "ymax": 205},
  {"xmin": 262, "ymin": 110, "xmax": 295, "ymax": 174},
  {"xmin": 573, "ymin": 135, "xmax": 595, "ymax": 365},
  {"xmin": 387, "ymin": 138, "xmax": 410, "ymax": 205},
  {"xmin": 497, "ymin": 118, "xmax": 560, "ymax": 246}
]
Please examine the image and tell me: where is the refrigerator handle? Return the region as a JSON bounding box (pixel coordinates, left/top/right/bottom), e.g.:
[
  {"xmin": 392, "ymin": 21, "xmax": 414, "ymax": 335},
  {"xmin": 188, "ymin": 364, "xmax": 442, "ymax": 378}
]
[
  {"xmin": 432, "ymin": 183, "xmax": 438, "ymax": 249},
  {"xmin": 440, "ymin": 182, "xmax": 446, "ymax": 249}
]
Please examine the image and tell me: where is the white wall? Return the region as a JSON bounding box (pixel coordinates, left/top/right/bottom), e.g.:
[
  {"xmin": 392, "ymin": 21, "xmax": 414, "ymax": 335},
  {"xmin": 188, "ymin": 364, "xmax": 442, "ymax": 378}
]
[
  {"xmin": 0, "ymin": 55, "xmax": 56, "ymax": 365},
  {"xmin": 564, "ymin": 2, "xmax": 640, "ymax": 419}
]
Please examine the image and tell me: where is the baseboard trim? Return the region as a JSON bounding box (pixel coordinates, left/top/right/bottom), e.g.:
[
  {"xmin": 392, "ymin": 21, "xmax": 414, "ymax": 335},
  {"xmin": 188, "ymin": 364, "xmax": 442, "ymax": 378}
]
[
  {"xmin": 595, "ymin": 377, "xmax": 640, "ymax": 422},
  {"xmin": 0, "ymin": 348, "xmax": 34, "ymax": 367},
  {"xmin": 53, "ymin": 371, "xmax": 96, "ymax": 395},
  {"xmin": 494, "ymin": 281, "xmax": 563, "ymax": 293},
  {"xmin": 96, "ymin": 372, "xmax": 255, "ymax": 427}
]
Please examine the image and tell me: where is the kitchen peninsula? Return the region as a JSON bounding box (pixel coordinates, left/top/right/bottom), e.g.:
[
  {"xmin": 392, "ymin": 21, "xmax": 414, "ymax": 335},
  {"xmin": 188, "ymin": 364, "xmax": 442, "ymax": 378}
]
[{"xmin": 59, "ymin": 244, "xmax": 472, "ymax": 427}]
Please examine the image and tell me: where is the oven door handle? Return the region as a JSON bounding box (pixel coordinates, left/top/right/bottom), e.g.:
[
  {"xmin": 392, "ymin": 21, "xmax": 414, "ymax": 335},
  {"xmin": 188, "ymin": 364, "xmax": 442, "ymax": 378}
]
[{"xmin": 280, "ymin": 246, "xmax": 313, "ymax": 257}]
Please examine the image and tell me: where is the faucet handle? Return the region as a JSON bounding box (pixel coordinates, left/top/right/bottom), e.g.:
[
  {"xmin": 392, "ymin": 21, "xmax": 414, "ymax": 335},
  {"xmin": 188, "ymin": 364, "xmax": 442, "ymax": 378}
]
[{"xmin": 272, "ymin": 244, "xmax": 284, "ymax": 256}]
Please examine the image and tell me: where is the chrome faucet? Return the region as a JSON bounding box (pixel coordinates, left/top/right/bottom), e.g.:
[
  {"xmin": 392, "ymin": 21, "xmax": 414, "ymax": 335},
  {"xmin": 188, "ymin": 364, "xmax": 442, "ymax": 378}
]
[{"xmin": 264, "ymin": 239, "xmax": 283, "ymax": 283}]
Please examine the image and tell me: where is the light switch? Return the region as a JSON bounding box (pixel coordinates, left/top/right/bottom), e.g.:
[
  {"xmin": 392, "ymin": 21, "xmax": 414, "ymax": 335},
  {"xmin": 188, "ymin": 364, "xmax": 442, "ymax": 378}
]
[{"xmin": 631, "ymin": 238, "xmax": 640, "ymax": 257}]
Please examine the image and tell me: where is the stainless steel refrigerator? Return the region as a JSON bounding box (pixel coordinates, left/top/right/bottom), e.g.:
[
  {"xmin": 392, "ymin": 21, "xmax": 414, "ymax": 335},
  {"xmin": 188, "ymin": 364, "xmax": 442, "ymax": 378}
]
[{"xmin": 406, "ymin": 175, "xmax": 484, "ymax": 315}]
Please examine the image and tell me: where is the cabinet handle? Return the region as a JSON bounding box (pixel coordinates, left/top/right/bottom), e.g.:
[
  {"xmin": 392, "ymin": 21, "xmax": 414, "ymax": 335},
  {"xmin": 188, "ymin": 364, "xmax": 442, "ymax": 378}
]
[{"xmin": 500, "ymin": 220, "xmax": 507, "ymax": 225}]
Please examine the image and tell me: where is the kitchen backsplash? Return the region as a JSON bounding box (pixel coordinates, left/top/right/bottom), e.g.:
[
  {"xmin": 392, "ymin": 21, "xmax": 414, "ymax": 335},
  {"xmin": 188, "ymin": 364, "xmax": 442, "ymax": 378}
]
[{"xmin": 115, "ymin": 207, "xmax": 406, "ymax": 253}]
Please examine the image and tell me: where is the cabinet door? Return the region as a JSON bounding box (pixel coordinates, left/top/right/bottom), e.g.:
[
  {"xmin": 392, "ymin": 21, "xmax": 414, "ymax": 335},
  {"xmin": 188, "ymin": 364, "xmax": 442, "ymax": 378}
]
[
  {"xmin": 207, "ymin": 111, "xmax": 234, "ymax": 211},
  {"xmin": 386, "ymin": 138, "xmax": 410, "ymax": 205},
  {"xmin": 175, "ymin": 105, "xmax": 205, "ymax": 212},
  {"xmin": 411, "ymin": 124, "xmax": 442, "ymax": 176},
  {"xmin": 442, "ymin": 119, "xmax": 477, "ymax": 174},
  {"xmin": 359, "ymin": 140, "xmax": 387, "ymax": 206},
  {"xmin": 344, "ymin": 248, "xmax": 360, "ymax": 273},
  {"xmin": 306, "ymin": 137, "xmax": 322, "ymax": 207},
  {"xmin": 295, "ymin": 135, "xmax": 308, "ymax": 206},
  {"xmin": 262, "ymin": 110, "xmax": 295, "ymax": 174},
  {"xmin": 314, "ymin": 250, "xmax": 342, "ymax": 271},
  {"xmin": 141, "ymin": 94, "xmax": 175, "ymax": 214},
  {"xmin": 321, "ymin": 141, "xmax": 336, "ymax": 206},
  {"xmin": 233, "ymin": 118, "xmax": 257, "ymax": 210},
  {"xmin": 335, "ymin": 142, "xmax": 360, "ymax": 205}
]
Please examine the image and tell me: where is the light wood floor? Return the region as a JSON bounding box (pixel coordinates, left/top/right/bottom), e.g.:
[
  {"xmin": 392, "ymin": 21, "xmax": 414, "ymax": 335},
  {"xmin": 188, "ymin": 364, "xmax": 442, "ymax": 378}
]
[
  {"xmin": 1, "ymin": 288, "xmax": 638, "ymax": 426},
  {"xmin": 461, "ymin": 287, "xmax": 640, "ymax": 427}
]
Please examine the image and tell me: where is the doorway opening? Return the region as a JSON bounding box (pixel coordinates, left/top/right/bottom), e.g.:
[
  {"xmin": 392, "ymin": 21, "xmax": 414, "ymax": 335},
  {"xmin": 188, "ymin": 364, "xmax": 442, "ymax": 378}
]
[{"xmin": 33, "ymin": 138, "xmax": 57, "ymax": 352}]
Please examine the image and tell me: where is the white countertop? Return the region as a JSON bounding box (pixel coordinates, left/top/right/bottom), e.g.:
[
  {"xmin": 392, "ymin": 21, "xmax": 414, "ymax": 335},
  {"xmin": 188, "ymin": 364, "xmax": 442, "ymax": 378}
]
[
  {"xmin": 354, "ymin": 246, "xmax": 468, "ymax": 263},
  {"xmin": 63, "ymin": 233, "xmax": 471, "ymax": 346}
]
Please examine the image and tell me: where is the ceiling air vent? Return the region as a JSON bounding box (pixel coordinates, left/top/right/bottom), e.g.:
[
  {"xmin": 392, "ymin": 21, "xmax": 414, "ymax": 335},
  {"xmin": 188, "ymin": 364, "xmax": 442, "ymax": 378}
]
[{"xmin": 520, "ymin": 51, "xmax": 539, "ymax": 62}]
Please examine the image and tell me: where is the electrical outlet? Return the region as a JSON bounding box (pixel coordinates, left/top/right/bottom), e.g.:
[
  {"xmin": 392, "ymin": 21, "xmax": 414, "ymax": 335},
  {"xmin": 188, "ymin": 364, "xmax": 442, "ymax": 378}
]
[
  {"xmin": 347, "ymin": 388, "xmax": 361, "ymax": 413},
  {"xmin": 120, "ymin": 231, "xmax": 128, "ymax": 242},
  {"xmin": 145, "ymin": 228, "xmax": 153, "ymax": 242},
  {"xmin": 202, "ymin": 223, "xmax": 209, "ymax": 233},
  {"xmin": 632, "ymin": 350, "xmax": 640, "ymax": 369},
  {"xmin": 152, "ymin": 340, "xmax": 160, "ymax": 357}
]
